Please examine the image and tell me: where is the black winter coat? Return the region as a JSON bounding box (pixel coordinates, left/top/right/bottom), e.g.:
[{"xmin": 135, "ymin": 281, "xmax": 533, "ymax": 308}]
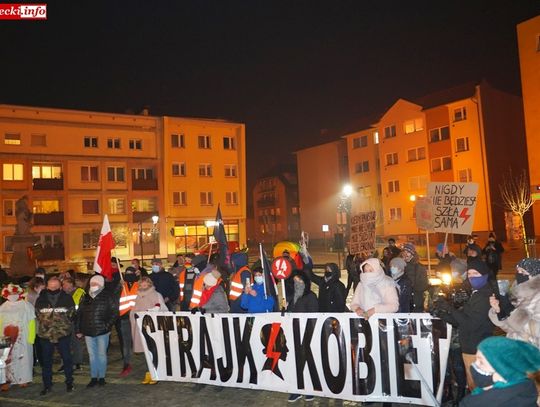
[
  {"xmin": 439, "ymin": 284, "xmax": 494, "ymax": 354},
  {"xmin": 77, "ymin": 289, "xmax": 119, "ymax": 337},
  {"xmin": 460, "ymin": 380, "xmax": 538, "ymax": 407},
  {"xmin": 288, "ymin": 292, "xmax": 319, "ymax": 313},
  {"xmin": 305, "ymin": 264, "xmax": 347, "ymax": 313},
  {"xmin": 395, "ymin": 275, "xmax": 413, "ymax": 313},
  {"xmin": 150, "ymin": 270, "xmax": 180, "ymax": 304},
  {"xmin": 404, "ymin": 261, "xmax": 428, "ymax": 312}
]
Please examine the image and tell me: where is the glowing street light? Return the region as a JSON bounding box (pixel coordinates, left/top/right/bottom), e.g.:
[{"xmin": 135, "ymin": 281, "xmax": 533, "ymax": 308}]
[
  {"xmin": 342, "ymin": 184, "xmax": 353, "ymax": 198},
  {"xmin": 409, "ymin": 194, "xmax": 417, "ymax": 202}
]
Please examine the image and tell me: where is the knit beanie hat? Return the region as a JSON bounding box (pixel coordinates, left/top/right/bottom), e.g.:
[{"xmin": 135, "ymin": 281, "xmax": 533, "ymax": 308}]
[
  {"xmin": 517, "ymin": 258, "xmax": 540, "ymax": 277},
  {"xmin": 203, "ymin": 271, "xmax": 220, "ymax": 287},
  {"xmin": 478, "ymin": 336, "xmax": 540, "ymax": 383},
  {"xmin": 389, "ymin": 257, "xmax": 407, "ymax": 272},
  {"xmin": 468, "ymin": 258, "xmax": 490, "ymax": 275},
  {"xmin": 402, "ymin": 243, "xmax": 416, "ymax": 255}
]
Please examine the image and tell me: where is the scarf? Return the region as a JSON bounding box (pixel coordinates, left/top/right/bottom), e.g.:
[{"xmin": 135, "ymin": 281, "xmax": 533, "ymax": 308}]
[{"xmin": 199, "ymin": 284, "xmax": 219, "ymax": 308}]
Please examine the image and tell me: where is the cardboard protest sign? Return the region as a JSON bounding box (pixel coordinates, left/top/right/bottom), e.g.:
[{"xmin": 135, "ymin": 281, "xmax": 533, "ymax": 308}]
[
  {"xmin": 349, "ymin": 211, "xmax": 376, "ymax": 255},
  {"xmin": 415, "ymin": 197, "xmax": 434, "ymax": 231},
  {"xmin": 427, "ymin": 182, "xmax": 478, "ymax": 235}
]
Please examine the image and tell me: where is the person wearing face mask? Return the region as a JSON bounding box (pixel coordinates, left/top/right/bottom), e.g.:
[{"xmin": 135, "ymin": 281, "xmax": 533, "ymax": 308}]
[
  {"xmin": 350, "ymin": 258, "xmax": 399, "ymax": 318},
  {"xmin": 304, "ymin": 262, "xmax": 347, "ymax": 312},
  {"xmin": 61, "ymin": 278, "xmax": 85, "ymax": 372},
  {"xmin": 460, "ymin": 336, "xmax": 540, "ymax": 406},
  {"xmin": 149, "ymin": 258, "xmax": 179, "ymax": 311},
  {"xmin": 240, "ymin": 268, "xmax": 275, "ymax": 313},
  {"xmin": 0, "ymin": 284, "xmax": 35, "ymax": 391},
  {"xmin": 482, "ymin": 234, "xmax": 504, "ymax": 279},
  {"xmin": 114, "ymin": 267, "xmax": 139, "ymax": 377},
  {"xmin": 435, "ymin": 259, "xmax": 494, "ymax": 391},
  {"xmin": 76, "ymin": 274, "xmax": 118, "ymax": 388},
  {"xmin": 198, "ymin": 271, "xmax": 229, "ymax": 313},
  {"xmin": 35, "ymin": 277, "xmax": 76, "ymax": 395},
  {"xmin": 488, "ymin": 258, "xmax": 540, "ymax": 348},
  {"xmin": 130, "ymin": 258, "xmax": 148, "ymax": 277},
  {"xmin": 401, "ymin": 243, "xmax": 428, "ymax": 313},
  {"xmin": 389, "ymin": 257, "xmax": 412, "ymax": 313}
]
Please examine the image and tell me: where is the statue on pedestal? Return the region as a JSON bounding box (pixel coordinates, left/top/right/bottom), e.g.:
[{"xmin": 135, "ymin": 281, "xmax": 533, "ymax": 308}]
[
  {"xmin": 14, "ymin": 196, "xmax": 32, "ymax": 236},
  {"xmin": 9, "ymin": 196, "xmax": 39, "ymax": 279}
]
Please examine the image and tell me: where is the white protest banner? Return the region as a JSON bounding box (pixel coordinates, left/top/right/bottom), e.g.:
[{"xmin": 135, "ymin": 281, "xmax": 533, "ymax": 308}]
[
  {"xmin": 415, "ymin": 197, "xmax": 434, "ymax": 231},
  {"xmin": 136, "ymin": 312, "xmax": 451, "ymax": 406},
  {"xmin": 349, "ymin": 211, "xmax": 376, "ymax": 255},
  {"xmin": 427, "ymin": 182, "xmax": 479, "ymax": 235}
]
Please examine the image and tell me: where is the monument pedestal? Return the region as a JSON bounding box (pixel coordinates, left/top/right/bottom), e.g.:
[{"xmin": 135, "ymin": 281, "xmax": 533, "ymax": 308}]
[{"xmin": 9, "ymin": 235, "xmax": 39, "ymax": 279}]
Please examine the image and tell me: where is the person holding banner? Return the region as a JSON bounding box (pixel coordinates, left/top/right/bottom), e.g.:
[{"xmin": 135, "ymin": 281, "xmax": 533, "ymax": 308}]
[
  {"xmin": 350, "ymin": 258, "xmax": 399, "ymax": 318},
  {"xmin": 401, "ymin": 243, "xmax": 428, "ymax": 312},
  {"xmin": 304, "ymin": 262, "xmax": 347, "ymax": 313},
  {"xmin": 240, "ymin": 267, "xmax": 275, "ymax": 313},
  {"xmin": 459, "ymin": 336, "xmax": 540, "ymax": 406},
  {"xmin": 198, "ymin": 271, "xmax": 229, "ymax": 313}
]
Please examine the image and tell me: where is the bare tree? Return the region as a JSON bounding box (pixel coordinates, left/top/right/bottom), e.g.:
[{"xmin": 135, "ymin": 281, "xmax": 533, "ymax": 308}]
[{"xmin": 499, "ymin": 169, "xmax": 535, "ymax": 257}]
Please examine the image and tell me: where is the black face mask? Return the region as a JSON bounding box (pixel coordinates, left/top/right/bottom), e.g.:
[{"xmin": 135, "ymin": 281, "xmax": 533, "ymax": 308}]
[
  {"xmin": 324, "ymin": 271, "xmax": 333, "ymax": 279},
  {"xmin": 124, "ymin": 274, "xmax": 138, "ymax": 283},
  {"xmin": 47, "ymin": 289, "xmax": 61, "ymax": 295},
  {"xmin": 516, "ymin": 272, "xmax": 530, "ymax": 285},
  {"xmin": 470, "ymin": 363, "xmax": 494, "ymax": 388}
]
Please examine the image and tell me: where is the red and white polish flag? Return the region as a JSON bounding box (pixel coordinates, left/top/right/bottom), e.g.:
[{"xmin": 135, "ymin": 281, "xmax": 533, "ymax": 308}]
[{"xmin": 93, "ymin": 214, "xmax": 116, "ymax": 280}]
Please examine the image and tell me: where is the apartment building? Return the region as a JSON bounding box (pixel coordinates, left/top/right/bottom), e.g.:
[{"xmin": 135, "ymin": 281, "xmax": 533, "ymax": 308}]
[
  {"xmin": 0, "ymin": 105, "xmax": 246, "ymax": 269},
  {"xmin": 252, "ymin": 167, "xmax": 300, "ymax": 244},
  {"xmin": 517, "ymin": 15, "xmax": 540, "ymax": 237}
]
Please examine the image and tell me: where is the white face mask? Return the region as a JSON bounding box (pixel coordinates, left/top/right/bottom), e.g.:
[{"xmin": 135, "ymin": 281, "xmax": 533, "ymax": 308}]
[
  {"xmin": 254, "ymin": 276, "xmax": 264, "ymax": 285},
  {"xmin": 7, "ymin": 294, "xmax": 20, "ymax": 302},
  {"xmin": 152, "ymin": 265, "xmax": 160, "ymax": 273},
  {"xmin": 390, "ymin": 266, "xmax": 401, "ymax": 276},
  {"xmin": 89, "ymin": 286, "xmax": 101, "ymax": 293}
]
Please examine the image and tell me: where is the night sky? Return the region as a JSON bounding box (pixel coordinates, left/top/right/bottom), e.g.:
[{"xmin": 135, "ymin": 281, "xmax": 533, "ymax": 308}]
[{"xmin": 1, "ymin": 0, "xmax": 539, "ymax": 191}]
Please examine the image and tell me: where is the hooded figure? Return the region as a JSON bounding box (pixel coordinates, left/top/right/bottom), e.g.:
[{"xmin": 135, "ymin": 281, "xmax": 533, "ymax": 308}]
[
  {"xmin": 401, "ymin": 243, "xmax": 428, "ymax": 312},
  {"xmin": 389, "ymin": 257, "xmax": 413, "ymax": 313},
  {"xmin": 287, "ymin": 271, "xmax": 318, "ymax": 313},
  {"xmin": 488, "ymin": 258, "xmax": 540, "ymax": 348},
  {"xmin": 460, "ymin": 337, "xmax": 540, "ymax": 407},
  {"xmin": 305, "ymin": 262, "xmax": 347, "ymax": 312},
  {"xmin": 351, "ymin": 258, "xmax": 399, "ymax": 317}
]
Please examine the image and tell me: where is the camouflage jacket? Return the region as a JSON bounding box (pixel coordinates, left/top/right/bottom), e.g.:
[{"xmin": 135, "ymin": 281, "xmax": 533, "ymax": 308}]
[{"xmin": 35, "ymin": 290, "xmax": 76, "ymax": 343}]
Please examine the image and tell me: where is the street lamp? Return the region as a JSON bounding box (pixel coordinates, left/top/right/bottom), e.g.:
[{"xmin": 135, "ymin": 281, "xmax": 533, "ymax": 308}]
[
  {"xmin": 337, "ymin": 184, "xmax": 353, "ymax": 269},
  {"xmin": 152, "ymin": 215, "xmax": 159, "ymax": 259}
]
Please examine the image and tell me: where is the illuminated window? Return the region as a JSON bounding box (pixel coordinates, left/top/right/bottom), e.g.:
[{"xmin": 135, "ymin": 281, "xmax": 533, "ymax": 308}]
[
  {"xmin": 172, "ymin": 162, "xmax": 186, "ymax": 176},
  {"xmin": 226, "ymin": 191, "xmax": 238, "ymax": 205},
  {"xmin": 223, "ymin": 136, "xmax": 236, "ymax": 150},
  {"xmin": 384, "ymin": 125, "xmax": 396, "ymax": 138},
  {"xmin": 3, "ymin": 199, "xmax": 15, "ymax": 217},
  {"xmin": 108, "ymin": 198, "xmax": 126, "ymax": 214},
  {"xmin": 225, "ymin": 164, "xmax": 237, "ymax": 177},
  {"xmin": 32, "ymin": 200, "xmax": 60, "ymax": 214},
  {"xmin": 200, "ymin": 192, "xmax": 213, "ymax": 206},
  {"xmin": 404, "ymin": 118, "xmax": 424, "ymax": 134},
  {"xmin": 355, "ymin": 161, "xmax": 369, "ymax": 173},
  {"xmin": 4, "ymin": 133, "xmax": 21, "ymax": 145},
  {"xmin": 453, "ymin": 107, "xmax": 467, "ymax": 122},
  {"xmin": 84, "ymin": 136, "xmax": 98, "ymax": 148},
  {"xmin": 171, "ymin": 134, "xmax": 185, "ymax": 148},
  {"xmin": 385, "ymin": 152, "xmax": 398, "ymax": 166},
  {"xmin": 389, "ymin": 207, "xmax": 402, "ymax": 221},
  {"xmin": 129, "ymin": 139, "xmax": 142, "ymax": 150},
  {"xmin": 373, "ymin": 131, "xmax": 379, "ymax": 144},
  {"xmin": 407, "ymin": 147, "xmax": 426, "ymax": 161},
  {"xmin": 352, "ymin": 135, "xmax": 368, "ymax": 149},
  {"xmin": 107, "ymin": 166, "xmax": 125, "ymax": 182},
  {"xmin": 173, "ymin": 191, "xmax": 187, "ymax": 206},
  {"xmin": 456, "ymin": 137, "xmax": 470, "ymax": 152},
  {"xmin": 3, "ymin": 163, "xmax": 24, "ymax": 181},
  {"xmin": 198, "ymin": 135, "xmax": 211, "ymax": 149},
  {"xmin": 458, "ymin": 168, "xmax": 473, "ymax": 182},
  {"xmin": 81, "ymin": 166, "xmax": 99, "ymax": 182},
  {"xmin": 107, "ymin": 138, "xmax": 121, "ymax": 149},
  {"xmin": 32, "ymin": 163, "xmax": 62, "ymax": 179},
  {"xmin": 430, "ymin": 126, "xmax": 450, "ymax": 142},
  {"xmin": 82, "ymin": 231, "xmax": 99, "ymax": 249},
  {"xmin": 132, "ymin": 198, "xmax": 157, "ymax": 212},
  {"xmin": 388, "ymin": 180, "xmax": 400, "ymax": 193},
  {"xmin": 198, "ymin": 164, "xmax": 212, "ymax": 177},
  {"xmin": 82, "ymin": 199, "xmax": 99, "ymax": 215},
  {"xmin": 31, "ymin": 134, "xmax": 46, "ymax": 146},
  {"xmin": 431, "ymin": 156, "xmax": 452, "ymax": 172}
]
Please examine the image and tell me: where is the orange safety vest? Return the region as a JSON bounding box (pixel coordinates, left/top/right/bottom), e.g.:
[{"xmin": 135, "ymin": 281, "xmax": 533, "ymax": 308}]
[
  {"xmin": 119, "ymin": 282, "xmax": 139, "ymax": 317},
  {"xmin": 228, "ymin": 266, "xmax": 251, "ymax": 301},
  {"xmin": 189, "ymin": 275, "xmax": 204, "ymax": 309},
  {"xmin": 178, "ymin": 270, "xmax": 186, "ymax": 302}
]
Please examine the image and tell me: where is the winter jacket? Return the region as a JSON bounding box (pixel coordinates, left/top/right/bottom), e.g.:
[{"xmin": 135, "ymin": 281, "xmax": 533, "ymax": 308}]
[
  {"xmin": 240, "ymin": 283, "xmax": 275, "ymax": 313},
  {"xmin": 305, "ymin": 262, "xmax": 347, "ymax": 312},
  {"xmin": 439, "ymin": 284, "xmax": 494, "ymax": 354},
  {"xmin": 459, "ymin": 379, "xmax": 538, "ymax": 407},
  {"xmin": 287, "ymin": 273, "xmax": 318, "ymax": 313},
  {"xmin": 488, "ymin": 275, "xmax": 540, "ymax": 348},
  {"xmin": 35, "ymin": 290, "xmax": 75, "ymax": 343},
  {"xmin": 350, "ymin": 258, "xmax": 399, "ymax": 314},
  {"xmin": 130, "ymin": 286, "xmax": 167, "ymax": 353},
  {"xmin": 404, "ymin": 261, "xmax": 428, "ymax": 312},
  {"xmin": 77, "ymin": 289, "xmax": 119, "ymax": 337},
  {"xmin": 230, "ymin": 268, "xmax": 253, "ymax": 313},
  {"xmin": 395, "ymin": 275, "xmax": 413, "ymax": 313},
  {"xmin": 150, "ymin": 269, "xmax": 180, "ymax": 305},
  {"xmin": 201, "ymin": 285, "xmax": 229, "ymax": 313}
]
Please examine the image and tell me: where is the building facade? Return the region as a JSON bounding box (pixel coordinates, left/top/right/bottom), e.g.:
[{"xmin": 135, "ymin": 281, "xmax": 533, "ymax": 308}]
[
  {"xmin": 0, "ymin": 105, "xmax": 246, "ymax": 269},
  {"xmin": 518, "ymin": 15, "xmax": 540, "ymax": 237}
]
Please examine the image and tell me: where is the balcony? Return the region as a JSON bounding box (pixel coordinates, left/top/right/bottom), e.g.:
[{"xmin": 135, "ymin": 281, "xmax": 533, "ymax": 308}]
[
  {"xmin": 33, "ymin": 211, "xmax": 64, "ymax": 226},
  {"xmin": 257, "ymin": 198, "xmax": 276, "ymax": 207},
  {"xmin": 33, "ymin": 178, "xmax": 64, "ymax": 190},
  {"xmin": 133, "ymin": 211, "xmax": 158, "ymax": 223},
  {"xmin": 132, "ymin": 178, "xmax": 158, "ymax": 190}
]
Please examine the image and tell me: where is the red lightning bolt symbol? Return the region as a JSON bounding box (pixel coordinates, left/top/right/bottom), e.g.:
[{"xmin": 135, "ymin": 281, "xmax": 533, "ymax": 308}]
[
  {"xmin": 459, "ymin": 208, "xmax": 471, "ymax": 225},
  {"xmin": 266, "ymin": 322, "xmax": 281, "ymax": 371}
]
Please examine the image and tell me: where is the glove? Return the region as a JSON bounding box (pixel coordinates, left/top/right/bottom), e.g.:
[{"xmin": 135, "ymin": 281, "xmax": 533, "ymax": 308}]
[
  {"xmin": 200, "ymin": 308, "xmax": 206, "ymax": 315},
  {"xmin": 191, "ymin": 307, "xmax": 199, "ymax": 314}
]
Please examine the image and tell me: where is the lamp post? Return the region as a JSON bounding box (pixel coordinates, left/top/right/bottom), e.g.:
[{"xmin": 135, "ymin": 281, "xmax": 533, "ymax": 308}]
[
  {"xmin": 337, "ymin": 184, "xmax": 353, "ymax": 269},
  {"xmin": 152, "ymin": 215, "xmax": 159, "ymax": 259},
  {"xmin": 138, "ymin": 222, "xmax": 144, "ymax": 265}
]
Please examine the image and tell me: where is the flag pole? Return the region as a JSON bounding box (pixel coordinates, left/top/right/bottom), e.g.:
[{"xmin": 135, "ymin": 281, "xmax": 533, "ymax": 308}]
[{"xmin": 259, "ymin": 243, "xmax": 268, "ymax": 299}]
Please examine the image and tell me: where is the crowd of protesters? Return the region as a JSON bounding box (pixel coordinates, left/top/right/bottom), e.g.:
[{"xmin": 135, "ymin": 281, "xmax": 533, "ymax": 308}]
[{"xmin": 0, "ymin": 230, "xmax": 539, "ymax": 406}]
